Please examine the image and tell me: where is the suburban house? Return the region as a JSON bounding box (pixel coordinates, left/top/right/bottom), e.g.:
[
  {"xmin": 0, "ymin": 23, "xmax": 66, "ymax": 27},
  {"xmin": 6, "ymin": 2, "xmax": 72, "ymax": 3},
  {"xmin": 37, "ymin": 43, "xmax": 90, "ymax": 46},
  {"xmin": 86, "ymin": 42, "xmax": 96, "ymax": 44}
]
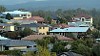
[
  {"xmin": 0, "ymin": 40, "xmax": 37, "ymax": 52},
  {"xmin": 51, "ymin": 15, "xmax": 59, "ymax": 24},
  {"xmin": 17, "ymin": 23, "xmax": 49, "ymax": 35},
  {"xmin": 49, "ymin": 27, "xmax": 90, "ymax": 38},
  {"xmin": 0, "ymin": 23, "xmax": 15, "ymax": 31},
  {"xmin": 72, "ymin": 14, "xmax": 93, "ymax": 26},
  {"xmin": 2, "ymin": 10, "xmax": 32, "ymax": 20}
]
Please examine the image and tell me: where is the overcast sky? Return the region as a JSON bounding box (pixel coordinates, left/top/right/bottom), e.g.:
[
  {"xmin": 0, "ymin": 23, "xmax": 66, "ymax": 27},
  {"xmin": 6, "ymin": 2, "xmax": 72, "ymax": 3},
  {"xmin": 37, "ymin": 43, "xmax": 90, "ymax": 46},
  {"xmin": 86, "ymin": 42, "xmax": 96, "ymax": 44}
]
[{"xmin": 0, "ymin": 0, "xmax": 99, "ymax": 5}]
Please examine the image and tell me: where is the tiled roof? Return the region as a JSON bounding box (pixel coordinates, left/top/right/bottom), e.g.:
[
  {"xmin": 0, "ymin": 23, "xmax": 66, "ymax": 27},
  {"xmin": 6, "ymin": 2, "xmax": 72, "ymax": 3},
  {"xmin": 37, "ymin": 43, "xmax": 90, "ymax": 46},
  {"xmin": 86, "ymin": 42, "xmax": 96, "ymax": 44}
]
[
  {"xmin": 53, "ymin": 24, "xmax": 69, "ymax": 28},
  {"xmin": 0, "ymin": 40, "xmax": 36, "ymax": 46},
  {"xmin": 22, "ymin": 35, "xmax": 73, "ymax": 41},
  {"xmin": 74, "ymin": 14, "xmax": 91, "ymax": 19},
  {"xmin": 25, "ymin": 16, "xmax": 44, "ymax": 22}
]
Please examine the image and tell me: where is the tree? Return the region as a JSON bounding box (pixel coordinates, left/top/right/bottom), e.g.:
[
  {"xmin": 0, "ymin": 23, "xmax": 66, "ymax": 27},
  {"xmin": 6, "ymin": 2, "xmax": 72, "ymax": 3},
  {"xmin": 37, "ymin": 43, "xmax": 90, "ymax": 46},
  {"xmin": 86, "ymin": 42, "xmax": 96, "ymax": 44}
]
[
  {"xmin": 71, "ymin": 39, "xmax": 92, "ymax": 56},
  {"xmin": 13, "ymin": 22, "xmax": 20, "ymax": 26},
  {"xmin": 5, "ymin": 13, "xmax": 13, "ymax": 20},
  {"xmin": 51, "ymin": 41, "xmax": 68, "ymax": 53},
  {"xmin": 22, "ymin": 51, "xmax": 36, "ymax": 56},
  {"xmin": 92, "ymin": 30, "xmax": 100, "ymax": 38},
  {"xmin": 0, "ymin": 5, "xmax": 6, "ymax": 13},
  {"xmin": 92, "ymin": 44, "xmax": 100, "ymax": 56},
  {"xmin": 20, "ymin": 27, "xmax": 33, "ymax": 37},
  {"xmin": 4, "ymin": 31, "xmax": 19, "ymax": 39},
  {"xmin": 0, "ymin": 20, "xmax": 3, "ymax": 23},
  {"xmin": 37, "ymin": 46, "xmax": 51, "ymax": 56}
]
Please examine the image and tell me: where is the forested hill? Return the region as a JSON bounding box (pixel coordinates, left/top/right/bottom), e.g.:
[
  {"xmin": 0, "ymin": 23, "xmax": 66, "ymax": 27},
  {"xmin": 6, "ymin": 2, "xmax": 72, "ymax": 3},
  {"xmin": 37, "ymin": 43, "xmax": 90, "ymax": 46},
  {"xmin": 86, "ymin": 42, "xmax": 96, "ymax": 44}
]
[{"xmin": 3, "ymin": 0, "xmax": 100, "ymax": 11}]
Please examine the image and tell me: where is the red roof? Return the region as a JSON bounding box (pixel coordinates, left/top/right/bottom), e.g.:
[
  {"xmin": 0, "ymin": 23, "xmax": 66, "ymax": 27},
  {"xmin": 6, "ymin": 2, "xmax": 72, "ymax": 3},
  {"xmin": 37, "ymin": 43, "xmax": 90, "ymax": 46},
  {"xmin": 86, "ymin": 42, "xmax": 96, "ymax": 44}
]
[
  {"xmin": 22, "ymin": 35, "xmax": 74, "ymax": 41},
  {"xmin": 54, "ymin": 24, "xmax": 69, "ymax": 28},
  {"xmin": 74, "ymin": 14, "xmax": 91, "ymax": 19},
  {"xmin": 25, "ymin": 16, "xmax": 44, "ymax": 22}
]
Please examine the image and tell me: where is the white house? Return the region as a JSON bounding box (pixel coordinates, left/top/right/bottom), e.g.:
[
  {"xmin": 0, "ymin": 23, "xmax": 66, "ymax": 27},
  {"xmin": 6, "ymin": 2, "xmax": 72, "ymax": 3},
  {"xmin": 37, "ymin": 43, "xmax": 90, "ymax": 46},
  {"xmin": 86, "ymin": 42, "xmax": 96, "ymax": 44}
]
[
  {"xmin": 2, "ymin": 10, "xmax": 32, "ymax": 20},
  {"xmin": 72, "ymin": 14, "xmax": 93, "ymax": 26},
  {"xmin": 0, "ymin": 23, "xmax": 15, "ymax": 31}
]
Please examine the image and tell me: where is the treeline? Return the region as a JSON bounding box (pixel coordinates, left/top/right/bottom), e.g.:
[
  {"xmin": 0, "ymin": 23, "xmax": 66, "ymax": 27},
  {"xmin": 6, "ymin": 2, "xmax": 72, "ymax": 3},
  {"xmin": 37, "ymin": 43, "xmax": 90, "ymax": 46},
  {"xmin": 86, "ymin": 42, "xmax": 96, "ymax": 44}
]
[{"xmin": 1, "ymin": 5, "xmax": 100, "ymax": 28}]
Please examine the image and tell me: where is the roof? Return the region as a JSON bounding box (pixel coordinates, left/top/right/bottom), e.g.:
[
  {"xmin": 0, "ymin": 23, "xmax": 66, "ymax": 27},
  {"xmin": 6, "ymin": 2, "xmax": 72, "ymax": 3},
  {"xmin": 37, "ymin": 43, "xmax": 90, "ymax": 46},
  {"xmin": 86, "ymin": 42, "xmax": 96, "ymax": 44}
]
[
  {"xmin": 0, "ymin": 23, "xmax": 13, "ymax": 26},
  {"xmin": 53, "ymin": 24, "xmax": 69, "ymax": 28},
  {"xmin": 50, "ymin": 27, "xmax": 89, "ymax": 32},
  {"xmin": 18, "ymin": 23, "xmax": 48, "ymax": 27},
  {"xmin": 58, "ymin": 51, "xmax": 83, "ymax": 56},
  {"xmin": 22, "ymin": 35, "xmax": 74, "ymax": 41},
  {"xmin": 2, "ymin": 10, "xmax": 31, "ymax": 14},
  {"xmin": 25, "ymin": 16, "xmax": 44, "ymax": 22},
  {"xmin": 0, "ymin": 35, "xmax": 9, "ymax": 40},
  {"xmin": 0, "ymin": 18, "xmax": 10, "ymax": 22},
  {"xmin": 21, "ymin": 48, "xmax": 37, "ymax": 52},
  {"xmin": 0, "ymin": 40, "xmax": 36, "ymax": 46},
  {"xmin": 68, "ymin": 21, "xmax": 90, "ymax": 27},
  {"xmin": 74, "ymin": 14, "xmax": 91, "ymax": 19},
  {"xmin": 51, "ymin": 15, "xmax": 58, "ymax": 20}
]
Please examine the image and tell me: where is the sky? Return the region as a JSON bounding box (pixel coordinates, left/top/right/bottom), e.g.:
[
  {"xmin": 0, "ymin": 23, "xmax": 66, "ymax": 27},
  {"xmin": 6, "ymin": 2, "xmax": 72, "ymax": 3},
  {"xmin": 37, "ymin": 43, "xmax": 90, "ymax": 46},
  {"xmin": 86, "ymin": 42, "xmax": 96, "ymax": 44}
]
[
  {"xmin": 0, "ymin": 0, "xmax": 99, "ymax": 5},
  {"xmin": 0, "ymin": 0, "xmax": 50, "ymax": 5}
]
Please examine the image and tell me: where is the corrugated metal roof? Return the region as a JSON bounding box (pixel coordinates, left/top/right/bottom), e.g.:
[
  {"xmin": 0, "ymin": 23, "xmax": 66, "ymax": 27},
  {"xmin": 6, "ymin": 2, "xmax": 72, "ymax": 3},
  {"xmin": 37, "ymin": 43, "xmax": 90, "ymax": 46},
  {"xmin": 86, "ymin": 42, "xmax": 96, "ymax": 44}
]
[
  {"xmin": 0, "ymin": 35, "xmax": 9, "ymax": 40},
  {"xmin": 50, "ymin": 27, "xmax": 89, "ymax": 32},
  {"xmin": 2, "ymin": 10, "xmax": 31, "ymax": 14}
]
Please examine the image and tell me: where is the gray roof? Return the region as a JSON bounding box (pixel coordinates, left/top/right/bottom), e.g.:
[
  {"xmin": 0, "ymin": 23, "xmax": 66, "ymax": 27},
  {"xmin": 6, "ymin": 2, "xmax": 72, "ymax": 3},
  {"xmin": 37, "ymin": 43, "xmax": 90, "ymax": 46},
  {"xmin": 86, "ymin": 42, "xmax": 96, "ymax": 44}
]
[
  {"xmin": 18, "ymin": 23, "xmax": 48, "ymax": 27},
  {"xmin": 0, "ymin": 23, "xmax": 13, "ymax": 26},
  {"xmin": 0, "ymin": 18, "xmax": 10, "ymax": 22},
  {"xmin": 0, "ymin": 40, "xmax": 36, "ymax": 46},
  {"xmin": 21, "ymin": 48, "xmax": 38, "ymax": 52},
  {"xmin": 58, "ymin": 51, "xmax": 82, "ymax": 56}
]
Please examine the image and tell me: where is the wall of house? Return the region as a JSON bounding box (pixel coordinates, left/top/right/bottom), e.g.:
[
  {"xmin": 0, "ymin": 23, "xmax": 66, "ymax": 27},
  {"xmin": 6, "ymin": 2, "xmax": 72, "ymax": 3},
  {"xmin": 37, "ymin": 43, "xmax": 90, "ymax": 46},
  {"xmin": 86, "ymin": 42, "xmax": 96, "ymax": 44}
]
[
  {"xmin": 4, "ymin": 26, "xmax": 14, "ymax": 31},
  {"xmin": 30, "ymin": 27, "xmax": 37, "ymax": 32},
  {"xmin": 9, "ymin": 46, "xmax": 27, "ymax": 50},
  {"xmin": 38, "ymin": 27, "xmax": 49, "ymax": 35},
  {"xmin": 14, "ymin": 17, "xmax": 23, "ymax": 20}
]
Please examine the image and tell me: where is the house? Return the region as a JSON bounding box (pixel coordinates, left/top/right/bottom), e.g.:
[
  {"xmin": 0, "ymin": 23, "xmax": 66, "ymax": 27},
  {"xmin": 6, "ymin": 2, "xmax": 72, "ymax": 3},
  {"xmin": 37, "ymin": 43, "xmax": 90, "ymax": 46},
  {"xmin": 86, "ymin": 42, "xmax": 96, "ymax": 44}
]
[
  {"xmin": 0, "ymin": 40, "xmax": 37, "ymax": 51},
  {"xmin": 17, "ymin": 23, "xmax": 49, "ymax": 35},
  {"xmin": 72, "ymin": 14, "xmax": 93, "ymax": 26},
  {"xmin": 22, "ymin": 35, "xmax": 73, "ymax": 41},
  {"xmin": 51, "ymin": 15, "xmax": 59, "ymax": 24},
  {"xmin": 57, "ymin": 51, "xmax": 82, "ymax": 56},
  {"xmin": 0, "ymin": 23, "xmax": 15, "ymax": 31},
  {"xmin": 49, "ymin": 27, "xmax": 90, "ymax": 38},
  {"xmin": 2, "ymin": 10, "xmax": 32, "ymax": 20}
]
